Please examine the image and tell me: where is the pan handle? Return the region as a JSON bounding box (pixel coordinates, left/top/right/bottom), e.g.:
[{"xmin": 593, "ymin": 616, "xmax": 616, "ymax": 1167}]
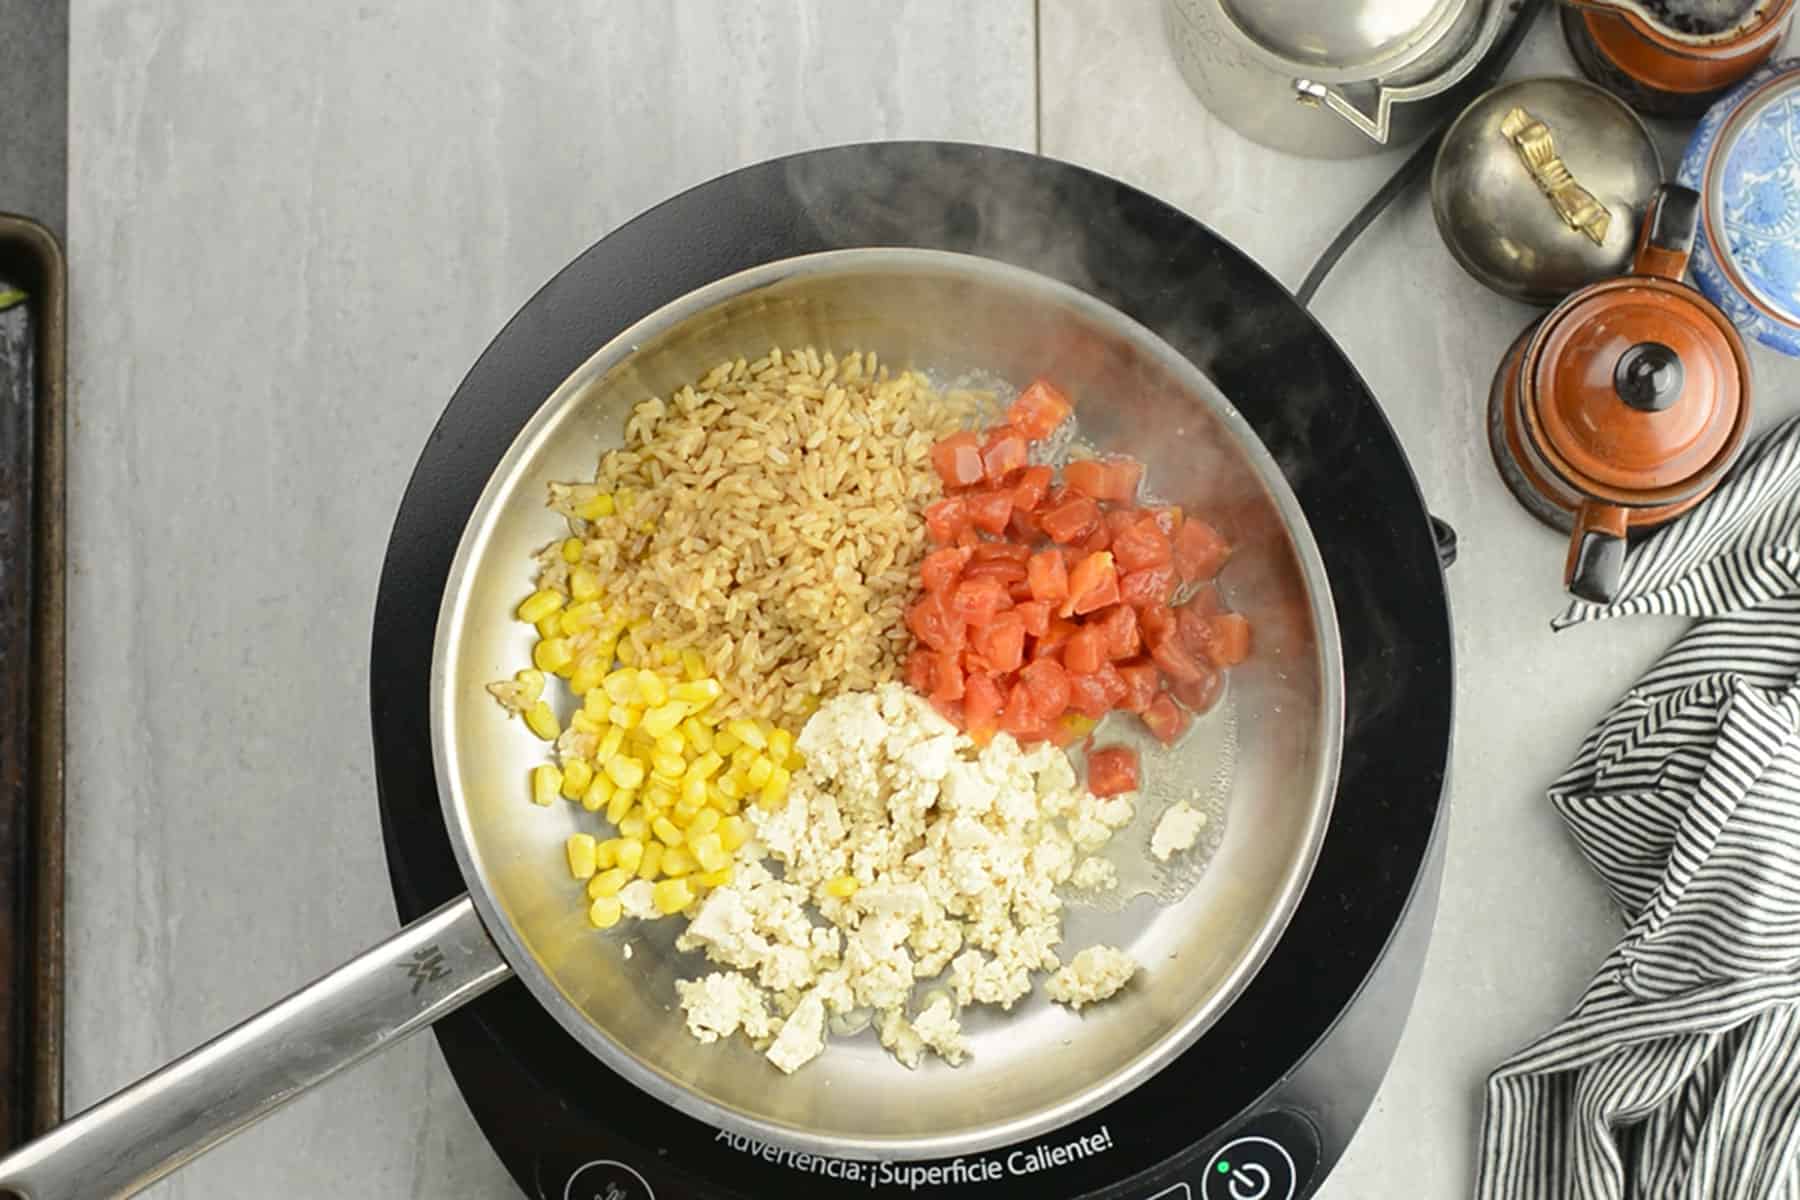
[{"xmin": 0, "ymin": 894, "xmax": 510, "ymax": 1200}]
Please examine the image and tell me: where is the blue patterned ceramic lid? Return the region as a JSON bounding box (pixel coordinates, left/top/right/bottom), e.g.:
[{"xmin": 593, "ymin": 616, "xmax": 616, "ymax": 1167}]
[{"xmin": 1680, "ymin": 58, "xmax": 1800, "ymax": 357}]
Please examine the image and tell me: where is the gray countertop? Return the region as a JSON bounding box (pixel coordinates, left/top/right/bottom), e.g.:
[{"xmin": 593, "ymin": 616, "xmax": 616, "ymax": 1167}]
[{"xmin": 58, "ymin": 3, "xmax": 1800, "ymax": 1197}]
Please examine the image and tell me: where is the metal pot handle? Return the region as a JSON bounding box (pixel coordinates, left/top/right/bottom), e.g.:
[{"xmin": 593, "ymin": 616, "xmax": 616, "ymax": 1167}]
[
  {"xmin": 0, "ymin": 894, "xmax": 510, "ymax": 1200},
  {"xmin": 1295, "ymin": 0, "xmax": 1508, "ymax": 144},
  {"xmin": 1565, "ymin": 500, "xmax": 1630, "ymax": 603}
]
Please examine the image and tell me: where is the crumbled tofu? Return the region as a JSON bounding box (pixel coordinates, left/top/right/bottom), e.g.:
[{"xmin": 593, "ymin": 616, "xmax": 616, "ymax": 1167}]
[
  {"xmin": 618, "ymin": 880, "xmax": 658, "ymax": 920},
  {"xmin": 676, "ymin": 684, "xmax": 1137, "ymax": 1071},
  {"xmin": 677, "ymin": 972, "xmax": 775, "ymax": 1043},
  {"xmin": 1047, "ymin": 945, "xmax": 1138, "ymax": 1011},
  {"xmin": 1151, "ymin": 801, "xmax": 1208, "ymax": 861},
  {"xmin": 765, "ymin": 991, "xmax": 827, "ymax": 1074},
  {"xmin": 912, "ymin": 994, "xmax": 969, "ymax": 1066},
  {"xmin": 1070, "ymin": 857, "xmax": 1117, "ymax": 891}
]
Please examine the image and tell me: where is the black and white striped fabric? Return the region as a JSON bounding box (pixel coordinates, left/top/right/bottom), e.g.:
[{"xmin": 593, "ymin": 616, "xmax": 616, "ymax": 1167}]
[{"xmin": 1477, "ymin": 414, "xmax": 1800, "ymax": 1200}]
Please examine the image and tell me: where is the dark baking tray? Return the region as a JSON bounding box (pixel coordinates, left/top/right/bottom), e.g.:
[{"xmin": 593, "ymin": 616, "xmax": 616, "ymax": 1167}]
[{"xmin": 0, "ymin": 212, "xmax": 64, "ymax": 1149}]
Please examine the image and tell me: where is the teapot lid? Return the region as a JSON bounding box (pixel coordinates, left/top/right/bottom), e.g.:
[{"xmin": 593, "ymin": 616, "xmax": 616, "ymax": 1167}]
[{"xmin": 1523, "ymin": 189, "xmax": 1750, "ymax": 502}]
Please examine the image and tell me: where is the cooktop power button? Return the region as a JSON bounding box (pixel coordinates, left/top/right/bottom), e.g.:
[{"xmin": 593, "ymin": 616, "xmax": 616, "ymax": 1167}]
[{"xmin": 1202, "ymin": 1136, "xmax": 1296, "ymax": 1200}]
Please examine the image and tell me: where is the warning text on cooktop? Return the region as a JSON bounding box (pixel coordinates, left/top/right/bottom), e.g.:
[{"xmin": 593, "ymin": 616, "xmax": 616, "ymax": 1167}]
[{"xmin": 715, "ymin": 1124, "xmax": 1116, "ymax": 1189}]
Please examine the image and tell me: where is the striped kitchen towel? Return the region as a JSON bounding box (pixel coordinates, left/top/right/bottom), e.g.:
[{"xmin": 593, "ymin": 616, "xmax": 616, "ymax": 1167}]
[{"xmin": 1477, "ymin": 414, "xmax": 1800, "ymax": 1200}]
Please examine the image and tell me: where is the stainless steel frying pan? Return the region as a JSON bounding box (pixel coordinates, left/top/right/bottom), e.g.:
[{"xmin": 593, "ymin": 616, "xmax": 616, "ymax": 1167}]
[{"xmin": 0, "ymin": 249, "xmax": 1342, "ymax": 1199}]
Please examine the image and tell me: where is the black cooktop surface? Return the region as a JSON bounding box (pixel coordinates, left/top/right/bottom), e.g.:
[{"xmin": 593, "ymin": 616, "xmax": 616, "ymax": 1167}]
[{"xmin": 370, "ymin": 142, "xmax": 1455, "ymax": 1200}]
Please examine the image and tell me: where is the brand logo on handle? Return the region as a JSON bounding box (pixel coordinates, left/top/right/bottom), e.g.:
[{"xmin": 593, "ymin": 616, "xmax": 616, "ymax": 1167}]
[{"xmin": 399, "ymin": 945, "xmax": 450, "ymax": 994}]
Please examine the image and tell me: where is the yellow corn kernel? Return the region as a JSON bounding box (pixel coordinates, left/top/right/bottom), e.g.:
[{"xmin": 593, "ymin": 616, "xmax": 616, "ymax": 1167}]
[
  {"xmin": 690, "ymin": 833, "xmax": 729, "ymax": 874},
  {"xmin": 608, "ymin": 704, "xmax": 641, "ymax": 730},
  {"xmin": 569, "ymin": 565, "xmax": 602, "ymax": 602},
  {"xmin": 651, "ymin": 816, "xmax": 684, "ymax": 847},
  {"xmin": 707, "ymin": 785, "xmax": 741, "ymax": 815},
  {"xmin": 604, "ymin": 783, "xmax": 633, "ymax": 824},
  {"xmin": 618, "ymin": 805, "xmax": 648, "ymax": 840},
  {"xmin": 768, "ymin": 729, "xmax": 794, "ymax": 766},
  {"xmin": 652, "ymin": 751, "xmax": 686, "ymax": 780},
  {"xmin": 759, "ymin": 766, "xmax": 791, "ymax": 809},
  {"xmin": 575, "ymin": 491, "xmax": 615, "ymax": 520},
  {"xmin": 560, "ymin": 600, "xmax": 605, "ymax": 636},
  {"xmin": 640, "ymin": 702, "xmax": 688, "ymax": 740},
  {"xmin": 635, "ymin": 670, "xmax": 668, "ymax": 706},
  {"xmin": 686, "ymin": 807, "xmax": 721, "ymax": 838},
  {"xmin": 696, "ymin": 866, "xmax": 735, "ymax": 889},
  {"xmin": 535, "ymin": 615, "xmax": 562, "ymax": 640},
  {"xmin": 680, "ymin": 717, "xmax": 714, "ymax": 754},
  {"xmin": 825, "ymin": 874, "xmax": 860, "ymax": 899},
  {"xmin": 584, "ymin": 687, "xmax": 610, "ymax": 716},
  {"xmin": 587, "ymin": 895, "xmax": 623, "ymax": 929},
  {"xmin": 744, "ymin": 754, "xmax": 775, "ymax": 790},
  {"xmin": 672, "ymin": 679, "xmax": 723, "ymax": 707},
  {"xmin": 560, "ymin": 758, "xmax": 595, "ymax": 800},
  {"xmin": 615, "ymin": 639, "xmax": 641, "ymax": 667},
  {"xmin": 533, "ymin": 637, "xmax": 574, "ymax": 674},
  {"xmin": 684, "ymin": 752, "xmax": 724, "ymax": 783},
  {"xmin": 566, "ymin": 834, "xmax": 598, "ymax": 880},
  {"xmin": 643, "ymin": 781, "xmax": 677, "ymax": 811},
  {"xmin": 652, "ymin": 878, "xmax": 694, "ymax": 914},
  {"xmin": 730, "ymin": 745, "xmax": 758, "ymax": 772},
  {"xmin": 663, "ymin": 845, "xmax": 699, "ymax": 876},
  {"xmin": 560, "ymin": 537, "xmax": 584, "ymax": 564},
  {"xmin": 518, "ymin": 588, "xmax": 565, "ymax": 624},
  {"xmin": 514, "ymin": 669, "xmax": 546, "ymax": 704},
  {"xmin": 712, "ymin": 729, "xmax": 741, "ymax": 757},
  {"xmin": 715, "ymin": 772, "xmax": 743, "ymax": 801},
  {"xmin": 654, "ymin": 731, "xmax": 686, "ymax": 759},
  {"xmin": 594, "ymin": 725, "xmax": 625, "ymax": 766},
  {"xmin": 523, "ymin": 701, "xmax": 560, "ymax": 741},
  {"xmin": 614, "ymin": 838, "xmax": 644, "ymax": 873},
  {"xmin": 570, "ymin": 710, "xmax": 604, "ymax": 737},
  {"xmin": 680, "ymin": 648, "xmax": 708, "ymax": 681},
  {"xmin": 719, "ymin": 816, "xmax": 750, "ymax": 853},
  {"xmin": 726, "ymin": 720, "xmax": 767, "ymax": 750},
  {"xmin": 588, "ymin": 866, "xmax": 630, "ymax": 899},
  {"xmin": 672, "ymin": 794, "xmax": 705, "ymax": 826},
  {"xmin": 581, "ymin": 773, "xmax": 613, "ymax": 812},
  {"xmin": 602, "ymin": 669, "xmax": 640, "ymax": 705},
  {"xmin": 679, "ymin": 773, "xmax": 710, "ymax": 810},
  {"xmin": 637, "ymin": 841, "xmax": 664, "ymax": 880},
  {"xmin": 594, "ymin": 838, "xmax": 618, "ymax": 870},
  {"xmin": 606, "ymin": 755, "xmax": 646, "ymax": 790},
  {"xmin": 531, "ymin": 764, "xmax": 562, "ymax": 807}
]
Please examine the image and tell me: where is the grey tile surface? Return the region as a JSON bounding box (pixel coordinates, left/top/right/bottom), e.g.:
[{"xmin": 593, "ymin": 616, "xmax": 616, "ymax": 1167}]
[
  {"xmin": 0, "ymin": 0, "xmax": 66, "ymax": 236},
  {"xmin": 1040, "ymin": 4, "xmax": 1800, "ymax": 1197},
  {"xmin": 63, "ymin": 3, "xmax": 1031, "ymax": 1196}
]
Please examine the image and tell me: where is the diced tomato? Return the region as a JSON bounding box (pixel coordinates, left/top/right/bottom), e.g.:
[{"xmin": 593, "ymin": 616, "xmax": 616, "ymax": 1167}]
[
  {"xmin": 1033, "ymin": 617, "xmax": 1078, "ymax": 661},
  {"xmin": 970, "ymin": 610, "xmax": 1026, "ymax": 674},
  {"xmin": 1092, "ymin": 662, "xmax": 1129, "ymax": 708},
  {"xmin": 930, "ymin": 432, "xmax": 986, "ymax": 489},
  {"xmin": 1012, "ymin": 465, "xmax": 1053, "ymax": 512},
  {"xmin": 929, "ymin": 696, "xmax": 964, "ymax": 726},
  {"xmin": 982, "ymin": 428, "xmax": 1030, "ymax": 484},
  {"xmin": 1206, "ymin": 612, "xmax": 1252, "ymax": 666},
  {"xmin": 964, "ymin": 557, "xmax": 1028, "ymax": 586},
  {"xmin": 931, "ymin": 651, "xmax": 965, "ymax": 703},
  {"xmin": 1117, "ymin": 659, "xmax": 1160, "ymax": 713},
  {"xmin": 1149, "ymin": 628, "xmax": 1209, "ymax": 685},
  {"xmin": 1176, "ymin": 595, "xmax": 1219, "ymax": 658},
  {"xmin": 906, "ymin": 590, "xmax": 964, "ymax": 654},
  {"xmin": 1067, "ymin": 671, "xmax": 1114, "ymax": 719},
  {"xmin": 1007, "ymin": 508, "xmax": 1041, "ymax": 541},
  {"xmin": 924, "ymin": 497, "xmax": 969, "ymax": 544},
  {"xmin": 1119, "ymin": 562, "xmax": 1178, "ymax": 608},
  {"xmin": 1112, "ymin": 516, "xmax": 1173, "ymax": 573},
  {"xmin": 1087, "ymin": 746, "xmax": 1140, "ymax": 797},
  {"xmin": 964, "ymin": 673, "xmax": 1003, "ymax": 744},
  {"xmin": 920, "ymin": 546, "xmax": 973, "ymax": 593},
  {"xmin": 1040, "ymin": 496, "xmax": 1102, "ymax": 544},
  {"xmin": 954, "ymin": 525, "xmax": 980, "ymax": 549},
  {"xmin": 1141, "ymin": 693, "xmax": 1190, "ymax": 746},
  {"xmin": 971, "ymin": 541, "xmax": 1032, "ymax": 563},
  {"xmin": 1015, "ymin": 600, "xmax": 1053, "ymax": 638},
  {"xmin": 1080, "ymin": 523, "xmax": 1112, "ymax": 555},
  {"xmin": 1007, "ymin": 379, "xmax": 1073, "ymax": 439},
  {"xmin": 1065, "ymin": 460, "xmax": 1110, "ymax": 501},
  {"xmin": 1104, "ymin": 509, "xmax": 1139, "ymax": 538},
  {"xmin": 1137, "ymin": 602, "xmax": 1176, "ymax": 644},
  {"xmin": 1020, "ymin": 657, "xmax": 1072, "ymax": 722},
  {"xmin": 1064, "ymin": 552, "xmax": 1121, "ymax": 618},
  {"xmin": 967, "ymin": 490, "xmax": 1014, "ymax": 535},
  {"xmin": 904, "ymin": 647, "xmax": 935, "ymax": 693},
  {"xmin": 1170, "ymin": 664, "xmax": 1224, "ymax": 714},
  {"xmin": 1094, "ymin": 604, "xmax": 1140, "ymax": 660},
  {"xmin": 1007, "ymin": 576, "xmax": 1036, "ymax": 604},
  {"xmin": 1027, "ymin": 549, "xmax": 1070, "ymax": 605},
  {"xmin": 1064, "ymin": 626, "xmax": 1107, "ymax": 675},
  {"xmin": 950, "ymin": 576, "xmax": 1010, "ymax": 624},
  {"xmin": 1172, "ymin": 518, "xmax": 1231, "ymax": 582},
  {"xmin": 1066, "ymin": 457, "xmax": 1143, "ymax": 503},
  {"xmin": 999, "ymin": 680, "xmax": 1043, "ymax": 737},
  {"xmin": 1149, "ymin": 505, "xmax": 1183, "ymax": 537}
]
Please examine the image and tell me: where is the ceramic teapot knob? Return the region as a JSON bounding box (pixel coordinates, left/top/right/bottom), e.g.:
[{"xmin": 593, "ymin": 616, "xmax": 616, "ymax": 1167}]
[{"xmin": 1614, "ymin": 341, "xmax": 1684, "ymax": 411}]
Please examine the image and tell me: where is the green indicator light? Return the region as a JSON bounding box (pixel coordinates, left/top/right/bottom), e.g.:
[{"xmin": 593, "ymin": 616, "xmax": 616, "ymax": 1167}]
[{"xmin": 1216, "ymin": 1161, "xmax": 1231, "ymax": 1174}]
